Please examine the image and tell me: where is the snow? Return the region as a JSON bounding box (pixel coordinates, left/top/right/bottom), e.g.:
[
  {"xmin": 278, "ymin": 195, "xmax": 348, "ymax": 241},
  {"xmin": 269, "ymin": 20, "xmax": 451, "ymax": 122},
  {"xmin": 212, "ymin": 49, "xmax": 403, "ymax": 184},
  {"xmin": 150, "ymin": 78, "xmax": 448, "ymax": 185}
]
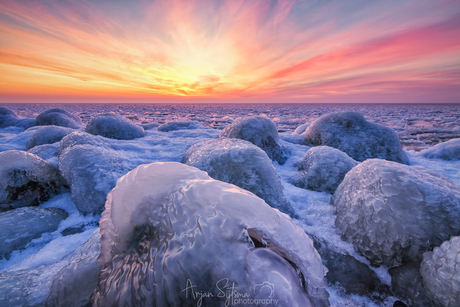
[
  {"xmin": 95, "ymin": 162, "xmax": 329, "ymax": 306},
  {"xmin": 85, "ymin": 113, "xmax": 145, "ymax": 140}
]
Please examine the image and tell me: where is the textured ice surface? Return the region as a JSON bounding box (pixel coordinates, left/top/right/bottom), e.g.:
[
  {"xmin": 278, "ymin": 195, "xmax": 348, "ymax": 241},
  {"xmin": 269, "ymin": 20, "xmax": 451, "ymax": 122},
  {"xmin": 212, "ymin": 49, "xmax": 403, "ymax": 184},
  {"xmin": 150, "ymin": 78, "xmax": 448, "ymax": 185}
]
[
  {"xmin": 0, "ymin": 150, "xmax": 64, "ymax": 212},
  {"xmin": 25, "ymin": 125, "xmax": 75, "ymax": 150},
  {"xmin": 93, "ymin": 162, "xmax": 329, "ymax": 307},
  {"xmin": 219, "ymin": 116, "xmax": 289, "ymax": 164},
  {"xmin": 420, "ymin": 236, "xmax": 460, "ymax": 307},
  {"xmin": 157, "ymin": 120, "xmax": 204, "ymax": 131},
  {"xmin": 36, "ymin": 108, "xmax": 82, "ymax": 129},
  {"xmin": 333, "ymin": 159, "xmax": 460, "ymax": 268},
  {"xmin": 0, "ymin": 107, "xmax": 19, "ymax": 128},
  {"xmin": 183, "ymin": 138, "xmax": 295, "ymax": 215},
  {"xmin": 85, "ymin": 113, "xmax": 145, "ymax": 140},
  {"xmin": 389, "ymin": 261, "xmax": 431, "ymax": 307},
  {"xmin": 290, "ymin": 146, "xmax": 358, "ymax": 194},
  {"xmin": 420, "ymin": 138, "xmax": 460, "ymax": 161},
  {"xmin": 28, "ymin": 143, "xmax": 59, "ymax": 167},
  {"xmin": 58, "ymin": 131, "xmax": 111, "ymax": 155},
  {"xmin": 0, "ymin": 207, "xmax": 68, "ymax": 260},
  {"xmin": 45, "ymin": 228, "xmax": 101, "ymax": 307},
  {"xmin": 294, "ymin": 123, "xmax": 310, "ymax": 135},
  {"xmin": 302, "ymin": 112, "xmax": 408, "ymax": 164}
]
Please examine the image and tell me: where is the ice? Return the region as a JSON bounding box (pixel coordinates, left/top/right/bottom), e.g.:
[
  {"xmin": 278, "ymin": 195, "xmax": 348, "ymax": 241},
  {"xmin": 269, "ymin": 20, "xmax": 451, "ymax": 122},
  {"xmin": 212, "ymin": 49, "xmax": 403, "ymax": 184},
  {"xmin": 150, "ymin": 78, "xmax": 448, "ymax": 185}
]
[
  {"xmin": 85, "ymin": 113, "xmax": 145, "ymax": 140},
  {"xmin": 25, "ymin": 125, "xmax": 76, "ymax": 150},
  {"xmin": 289, "ymin": 146, "xmax": 358, "ymax": 194},
  {"xmin": 183, "ymin": 138, "xmax": 295, "ymax": 216},
  {"xmin": 302, "ymin": 112, "xmax": 409, "ymax": 164},
  {"xmin": 420, "ymin": 138, "xmax": 460, "ymax": 161},
  {"xmin": 36, "ymin": 108, "xmax": 83, "ymax": 129},
  {"xmin": 157, "ymin": 120, "xmax": 205, "ymax": 131},
  {"xmin": 94, "ymin": 162, "xmax": 329, "ymax": 307},
  {"xmin": 333, "ymin": 159, "xmax": 460, "ymax": 268},
  {"xmin": 219, "ymin": 116, "xmax": 289, "ymax": 164},
  {"xmin": 388, "ymin": 261, "xmax": 431, "ymax": 306},
  {"xmin": 0, "ymin": 107, "xmax": 19, "ymax": 128},
  {"xmin": 0, "ymin": 150, "xmax": 64, "ymax": 212},
  {"xmin": 28, "ymin": 143, "xmax": 60, "ymax": 167},
  {"xmin": 294, "ymin": 123, "xmax": 310, "ymax": 135},
  {"xmin": 420, "ymin": 236, "xmax": 460, "ymax": 307},
  {"xmin": 0, "ymin": 207, "xmax": 68, "ymax": 260},
  {"xmin": 58, "ymin": 131, "xmax": 111, "ymax": 155}
]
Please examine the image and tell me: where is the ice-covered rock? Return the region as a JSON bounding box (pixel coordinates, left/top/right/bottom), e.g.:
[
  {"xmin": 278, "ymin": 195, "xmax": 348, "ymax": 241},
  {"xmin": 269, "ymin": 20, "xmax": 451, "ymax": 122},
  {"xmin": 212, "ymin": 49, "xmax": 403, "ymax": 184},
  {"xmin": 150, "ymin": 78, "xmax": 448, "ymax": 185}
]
[
  {"xmin": 289, "ymin": 146, "xmax": 358, "ymax": 194},
  {"xmin": 25, "ymin": 125, "xmax": 75, "ymax": 150},
  {"xmin": 157, "ymin": 120, "xmax": 204, "ymax": 132},
  {"xmin": 0, "ymin": 150, "xmax": 64, "ymax": 212},
  {"xmin": 302, "ymin": 112, "xmax": 408, "ymax": 164},
  {"xmin": 294, "ymin": 123, "xmax": 310, "ymax": 135},
  {"xmin": 28, "ymin": 144, "xmax": 59, "ymax": 166},
  {"xmin": 59, "ymin": 144, "xmax": 129, "ymax": 215},
  {"xmin": 389, "ymin": 261, "xmax": 431, "ymax": 307},
  {"xmin": 420, "ymin": 138, "xmax": 460, "ymax": 161},
  {"xmin": 219, "ymin": 116, "xmax": 288, "ymax": 164},
  {"xmin": 0, "ymin": 207, "xmax": 68, "ymax": 260},
  {"xmin": 0, "ymin": 106, "xmax": 19, "ymax": 128},
  {"xmin": 45, "ymin": 229, "xmax": 101, "ymax": 307},
  {"xmin": 85, "ymin": 113, "xmax": 145, "ymax": 140},
  {"xmin": 183, "ymin": 138, "xmax": 295, "ymax": 215},
  {"xmin": 141, "ymin": 122, "xmax": 160, "ymax": 130},
  {"xmin": 420, "ymin": 236, "xmax": 460, "ymax": 307},
  {"xmin": 36, "ymin": 108, "xmax": 82, "ymax": 129},
  {"xmin": 333, "ymin": 159, "xmax": 460, "ymax": 268},
  {"xmin": 92, "ymin": 162, "xmax": 329, "ymax": 307},
  {"xmin": 58, "ymin": 131, "xmax": 111, "ymax": 156}
]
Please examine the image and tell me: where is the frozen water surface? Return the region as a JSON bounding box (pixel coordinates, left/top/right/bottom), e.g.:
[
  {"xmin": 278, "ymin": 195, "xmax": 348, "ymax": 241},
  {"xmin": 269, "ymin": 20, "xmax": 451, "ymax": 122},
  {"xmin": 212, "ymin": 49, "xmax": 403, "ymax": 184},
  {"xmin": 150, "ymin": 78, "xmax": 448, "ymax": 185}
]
[{"xmin": 0, "ymin": 103, "xmax": 459, "ymax": 306}]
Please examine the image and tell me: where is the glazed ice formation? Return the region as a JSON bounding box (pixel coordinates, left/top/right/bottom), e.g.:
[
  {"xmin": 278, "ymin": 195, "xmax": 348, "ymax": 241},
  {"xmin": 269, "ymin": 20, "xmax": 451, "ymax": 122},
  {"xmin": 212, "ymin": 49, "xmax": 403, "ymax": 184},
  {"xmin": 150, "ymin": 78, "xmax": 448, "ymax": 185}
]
[
  {"xmin": 85, "ymin": 113, "xmax": 145, "ymax": 140},
  {"xmin": 25, "ymin": 125, "xmax": 75, "ymax": 150},
  {"xmin": 420, "ymin": 236, "xmax": 460, "ymax": 307},
  {"xmin": 332, "ymin": 159, "xmax": 460, "ymax": 268},
  {"xmin": 183, "ymin": 138, "xmax": 295, "ymax": 215},
  {"xmin": 302, "ymin": 112, "xmax": 408, "ymax": 164},
  {"xmin": 157, "ymin": 120, "xmax": 204, "ymax": 132},
  {"xmin": 35, "ymin": 108, "xmax": 82, "ymax": 129},
  {"xmin": 219, "ymin": 116, "xmax": 288, "ymax": 164},
  {"xmin": 420, "ymin": 138, "xmax": 460, "ymax": 160},
  {"xmin": 92, "ymin": 162, "xmax": 329, "ymax": 307}
]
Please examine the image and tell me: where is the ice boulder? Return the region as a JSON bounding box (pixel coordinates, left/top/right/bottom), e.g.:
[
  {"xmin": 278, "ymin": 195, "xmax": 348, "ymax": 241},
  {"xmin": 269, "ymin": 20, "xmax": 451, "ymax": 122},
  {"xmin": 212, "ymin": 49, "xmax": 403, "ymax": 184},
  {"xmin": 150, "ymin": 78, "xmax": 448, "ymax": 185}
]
[
  {"xmin": 332, "ymin": 159, "xmax": 460, "ymax": 268},
  {"xmin": 85, "ymin": 113, "xmax": 144, "ymax": 140},
  {"xmin": 25, "ymin": 125, "xmax": 75, "ymax": 150},
  {"xmin": 302, "ymin": 112, "xmax": 408, "ymax": 164},
  {"xmin": 28, "ymin": 144, "xmax": 59, "ymax": 166},
  {"xmin": 36, "ymin": 108, "xmax": 82, "ymax": 129},
  {"xmin": 289, "ymin": 146, "xmax": 358, "ymax": 194},
  {"xmin": 420, "ymin": 236, "xmax": 460, "ymax": 307},
  {"xmin": 183, "ymin": 138, "xmax": 295, "ymax": 215},
  {"xmin": 92, "ymin": 162, "xmax": 329, "ymax": 307},
  {"xmin": 420, "ymin": 138, "xmax": 460, "ymax": 161},
  {"xmin": 219, "ymin": 116, "xmax": 288, "ymax": 164},
  {"xmin": 157, "ymin": 120, "xmax": 204, "ymax": 132},
  {"xmin": 0, "ymin": 207, "xmax": 68, "ymax": 260},
  {"xmin": 294, "ymin": 123, "xmax": 310, "ymax": 135},
  {"xmin": 389, "ymin": 261, "xmax": 431, "ymax": 307},
  {"xmin": 0, "ymin": 106, "xmax": 19, "ymax": 128},
  {"xmin": 0, "ymin": 150, "xmax": 64, "ymax": 212},
  {"xmin": 59, "ymin": 144, "xmax": 129, "ymax": 215},
  {"xmin": 58, "ymin": 131, "xmax": 111, "ymax": 156}
]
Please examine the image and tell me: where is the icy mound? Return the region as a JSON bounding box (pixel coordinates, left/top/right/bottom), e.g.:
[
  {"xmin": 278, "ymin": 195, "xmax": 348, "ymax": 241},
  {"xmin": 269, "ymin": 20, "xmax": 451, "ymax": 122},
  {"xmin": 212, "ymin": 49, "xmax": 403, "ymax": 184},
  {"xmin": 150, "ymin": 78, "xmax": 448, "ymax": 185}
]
[
  {"xmin": 25, "ymin": 125, "xmax": 75, "ymax": 150},
  {"xmin": 59, "ymin": 144, "xmax": 128, "ymax": 215},
  {"xmin": 46, "ymin": 229, "xmax": 101, "ymax": 307},
  {"xmin": 294, "ymin": 123, "xmax": 310, "ymax": 135},
  {"xmin": 219, "ymin": 116, "xmax": 288, "ymax": 164},
  {"xmin": 183, "ymin": 138, "xmax": 295, "ymax": 215},
  {"xmin": 28, "ymin": 144, "xmax": 59, "ymax": 166},
  {"xmin": 0, "ymin": 150, "xmax": 64, "ymax": 212},
  {"xmin": 389, "ymin": 261, "xmax": 431, "ymax": 306},
  {"xmin": 36, "ymin": 108, "xmax": 82, "ymax": 129},
  {"xmin": 93, "ymin": 162, "xmax": 329, "ymax": 307},
  {"xmin": 420, "ymin": 138, "xmax": 460, "ymax": 161},
  {"xmin": 420, "ymin": 236, "xmax": 460, "ymax": 307},
  {"xmin": 58, "ymin": 131, "xmax": 111, "ymax": 155},
  {"xmin": 302, "ymin": 112, "xmax": 408, "ymax": 164},
  {"xmin": 0, "ymin": 107, "xmax": 19, "ymax": 128},
  {"xmin": 332, "ymin": 159, "xmax": 460, "ymax": 268},
  {"xmin": 157, "ymin": 120, "xmax": 204, "ymax": 132},
  {"xmin": 0, "ymin": 207, "xmax": 68, "ymax": 260},
  {"xmin": 289, "ymin": 146, "xmax": 358, "ymax": 194},
  {"xmin": 85, "ymin": 113, "xmax": 144, "ymax": 140}
]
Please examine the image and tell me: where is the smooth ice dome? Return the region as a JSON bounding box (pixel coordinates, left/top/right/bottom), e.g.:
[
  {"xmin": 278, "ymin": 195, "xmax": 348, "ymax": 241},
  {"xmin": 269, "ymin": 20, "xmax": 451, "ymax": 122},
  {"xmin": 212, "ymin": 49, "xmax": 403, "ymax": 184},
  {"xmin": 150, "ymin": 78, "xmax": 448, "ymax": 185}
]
[
  {"xmin": 0, "ymin": 150, "xmax": 63, "ymax": 212},
  {"xmin": 289, "ymin": 146, "xmax": 358, "ymax": 194},
  {"xmin": 93, "ymin": 162, "xmax": 329, "ymax": 307},
  {"xmin": 36, "ymin": 108, "xmax": 82, "ymax": 129},
  {"xmin": 157, "ymin": 120, "xmax": 204, "ymax": 132},
  {"xmin": 332, "ymin": 159, "xmax": 460, "ymax": 268},
  {"xmin": 25, "ymin": 125, "xmax": 75, "ymax": 150},
  {"xmin": 58, "ymin": 131, "xmax": 111, "ymax": 155},
  {"xmin": 420, "ymin": 138, "xmax": 460, "ymax": 160},
  {"xmin": 183, "ymin": 138, "xmax": 295, "ymax": 215},
  {"xmin": 0, "ymin": 207, "xmax": 68, "ymax": 260},
  {"xmin": 302, "ymin": 112, "xmax": 408, "ymax": 164},
  {"xmin": 420, "ymin": 236, "xmax": 460, "ymax": 307},
  {"xmin": 85, "ymin": 113, "xmax": 145, "ymax": 140},
  {"xmin": 219, "ymin": 116, "xmax": 288, "ymax": 164},
  {"xmin": 0, "ymin": 106, "xmax": 19, "ymax": 128}
]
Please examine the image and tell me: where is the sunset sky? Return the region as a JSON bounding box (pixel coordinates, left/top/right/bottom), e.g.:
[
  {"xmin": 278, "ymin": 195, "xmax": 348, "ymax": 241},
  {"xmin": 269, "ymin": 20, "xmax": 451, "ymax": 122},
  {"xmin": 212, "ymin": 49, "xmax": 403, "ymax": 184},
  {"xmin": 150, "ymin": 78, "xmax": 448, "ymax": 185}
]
[{"xmin": 1, "ymin": 0, "xmax": 459, "ymax": 103}]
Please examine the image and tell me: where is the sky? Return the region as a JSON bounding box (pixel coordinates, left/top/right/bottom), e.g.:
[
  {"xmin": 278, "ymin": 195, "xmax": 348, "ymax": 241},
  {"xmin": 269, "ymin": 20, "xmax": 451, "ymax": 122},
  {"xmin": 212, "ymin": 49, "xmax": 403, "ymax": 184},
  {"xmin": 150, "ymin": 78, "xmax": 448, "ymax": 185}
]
[{"xmin": 0, "ymin": 0, "xmax": 460, "ymax": 103}]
